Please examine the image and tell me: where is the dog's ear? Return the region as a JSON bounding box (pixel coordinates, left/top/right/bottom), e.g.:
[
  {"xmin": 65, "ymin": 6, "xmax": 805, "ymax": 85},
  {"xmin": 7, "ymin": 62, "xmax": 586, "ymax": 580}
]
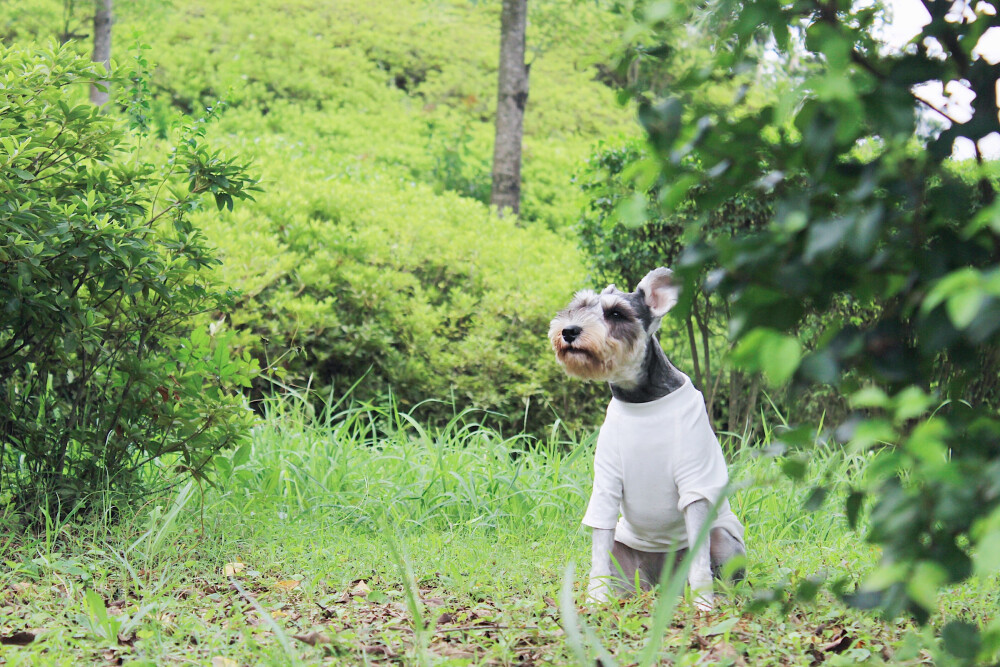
[{"xmin": 637, "ymin": 267, "xmax": 679, "ymax": 318}]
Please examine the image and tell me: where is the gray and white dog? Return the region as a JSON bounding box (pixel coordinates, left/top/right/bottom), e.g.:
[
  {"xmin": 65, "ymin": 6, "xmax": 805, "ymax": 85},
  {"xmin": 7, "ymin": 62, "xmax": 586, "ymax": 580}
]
[{"xmin": 549, "ymin": 267, "xmax": 745, "ymax": 609}]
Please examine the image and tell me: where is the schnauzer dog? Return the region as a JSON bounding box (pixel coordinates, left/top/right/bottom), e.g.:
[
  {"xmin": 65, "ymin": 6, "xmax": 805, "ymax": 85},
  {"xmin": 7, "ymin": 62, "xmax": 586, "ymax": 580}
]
[{"xmin": 549, "ymin": 267, "xmax": 745, "ymax": 609}]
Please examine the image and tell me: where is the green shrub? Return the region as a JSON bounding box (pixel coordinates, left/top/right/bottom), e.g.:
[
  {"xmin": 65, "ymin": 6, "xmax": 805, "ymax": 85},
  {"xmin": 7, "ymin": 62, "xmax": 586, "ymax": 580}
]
[
  {"xmin": 0, "ymin": 1, "xmax": 634, "ymax": 434},
  {"xmin": 0, "ymin": 0, "xmax": 634, "ymax": 230},
  {"xmin": 0, "ymin": 44, "xmax": 259, "ymax": 518},
  {"xmin": 623, "ymin": 0, "xmax": 1000, "ymax": 639},
  {"xmin": 196, "ymin": 174, "xmax": 603, "ymax": 434}
]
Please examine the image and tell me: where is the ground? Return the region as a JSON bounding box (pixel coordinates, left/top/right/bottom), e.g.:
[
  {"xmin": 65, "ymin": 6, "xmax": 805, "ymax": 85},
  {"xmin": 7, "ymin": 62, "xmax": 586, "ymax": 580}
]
[{"xmin": 0, "ymin": 405, "xmax": 994, "ymax": 665}]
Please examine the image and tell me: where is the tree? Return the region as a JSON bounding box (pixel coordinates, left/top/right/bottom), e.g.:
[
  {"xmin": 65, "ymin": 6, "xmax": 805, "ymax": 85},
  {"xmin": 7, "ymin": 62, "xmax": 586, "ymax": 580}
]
[
  {"xmin": 623, "ymin": 0, "xmax": 1000, "ymax": 645},
  {"xmin": 90, "ymin": 0, "xmax": 112, "ymax": 106},
  {"xmin": 490, "ymin": 0, "xmax": 529, "ymax": 216}
]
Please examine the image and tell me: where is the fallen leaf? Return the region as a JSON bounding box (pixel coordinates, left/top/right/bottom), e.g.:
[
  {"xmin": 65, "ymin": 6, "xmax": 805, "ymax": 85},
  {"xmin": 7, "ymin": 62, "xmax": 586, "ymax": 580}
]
[
  {"xmin": 211, "ymin": 658, "xmax": 239, "ymax": 667},
  {"xmin": 703, "ymin": 640, "xmax": 746, "ymax": 665},
  {"xmin": 223, "ymin": 562, "xmax": 246, "ymax": 577},
  {"xmin": 9, "ymin": 582, "xmax": 35, "ymax": 598},
  {"xmin": 363, "ymin": 644, "xmax": 397, "ymax": 658},
  {"xmin": 293, "ymin": 631, "xmax": 332, "ymax": 646},
  {"xmin": 275, "ymin": 579, "xmax": 300, "ymax": 591},
  {"xmin": 822, "ymin": 628, "xmax": 854, "ymax": 653},
  {"xmin": 1, "ymin": 630, "xmax": 35, "ymax": 645},
  {"xmin": 350, "ymin": 581, "xmax": 371, "ymax": 597},
  {"xmin": 436, "ymin": 611, "xmax": 457, "ymax": 626}
]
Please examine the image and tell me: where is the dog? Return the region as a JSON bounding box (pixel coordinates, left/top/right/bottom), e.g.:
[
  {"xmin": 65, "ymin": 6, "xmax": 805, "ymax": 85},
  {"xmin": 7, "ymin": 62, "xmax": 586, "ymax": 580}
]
[{"xmin": 549, "ymin": 267, "xmax": 745, "ymax": 610}]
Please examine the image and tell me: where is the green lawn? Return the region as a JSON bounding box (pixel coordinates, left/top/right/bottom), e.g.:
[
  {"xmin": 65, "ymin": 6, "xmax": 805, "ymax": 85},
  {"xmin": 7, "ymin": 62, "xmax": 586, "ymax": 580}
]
[{"xmin": 1, "ymin": 399, "xmax": 995, "ymax": 665}]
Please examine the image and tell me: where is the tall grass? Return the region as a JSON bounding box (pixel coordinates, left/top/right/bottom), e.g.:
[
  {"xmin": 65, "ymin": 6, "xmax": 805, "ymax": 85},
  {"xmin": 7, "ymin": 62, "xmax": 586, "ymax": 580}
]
[
  {"xmin": 213, "ymin": 390, "xmax": 883, "ymax": 587},
  {"xmin": 214, "ymin": 392, "xmax": 596, "ymax": 536}
]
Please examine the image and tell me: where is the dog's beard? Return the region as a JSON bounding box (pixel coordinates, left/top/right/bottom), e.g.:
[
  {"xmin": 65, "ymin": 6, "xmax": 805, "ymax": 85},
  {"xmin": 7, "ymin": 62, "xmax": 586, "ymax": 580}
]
[{"xmin": 549, "ymin": 321, "xmax": 645, "ymax": 384}]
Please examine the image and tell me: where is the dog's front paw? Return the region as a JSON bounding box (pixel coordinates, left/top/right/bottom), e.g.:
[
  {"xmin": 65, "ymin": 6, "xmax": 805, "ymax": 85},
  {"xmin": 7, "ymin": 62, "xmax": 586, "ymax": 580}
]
[
  {"xmin": 688, "ymin": 571, "xmax": 714, "ymax": 612},
  {"xmin": 587, "ymin": 574, "xmax": 611, "ymax": 604},
  {"xmin": 693, "ymin": 591, "xmax": 714, "ymax": 612}
]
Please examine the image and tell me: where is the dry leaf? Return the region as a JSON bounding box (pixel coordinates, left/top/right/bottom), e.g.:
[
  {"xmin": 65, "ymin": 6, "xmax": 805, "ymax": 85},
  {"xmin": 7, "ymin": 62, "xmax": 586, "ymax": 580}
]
[
  {"xmin": 362, "ymin": 644, "xmax": 397, "ymax": 658},
  {"xmin": 350, "ymin": 581, "xmax": 371, "ymax": 597},
  {"xmin": 293, "ymin": 631, "xmax": 332, "ymax": 646},
  {"xmin": 211, "ymin": 658, "xmax": 239, "ymax": 667},
  {"xmin": 1, "ymin": 630, "xmax": 35, "ymax": 646},
  {"xmin": 223, "ymin": 562, "xmax": 246, "ymax": 577},
  {"xmin": 275, "ymin": 579, "xmax": 300, "ymax": 591}
]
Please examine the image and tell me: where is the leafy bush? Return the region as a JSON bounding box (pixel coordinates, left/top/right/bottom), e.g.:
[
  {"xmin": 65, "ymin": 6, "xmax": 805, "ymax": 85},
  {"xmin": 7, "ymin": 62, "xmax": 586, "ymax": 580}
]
[
  {"xmin": 1, "ymin": 0, "xmax": 634, "ymax": 231},
  {"xmin": 622, "ymin": 0, "xmax": 1000, "ymax": 644},
  {"xmin": 0, "ymin": 44, "xmax": 259, "ymax": 518},
  {"xmin": 0, "ymin": 1, "xmax": 638, "ymax": 433},
  {"xmin": 195, "ymin": 174, "xmax": 603, "ymax": 434}
]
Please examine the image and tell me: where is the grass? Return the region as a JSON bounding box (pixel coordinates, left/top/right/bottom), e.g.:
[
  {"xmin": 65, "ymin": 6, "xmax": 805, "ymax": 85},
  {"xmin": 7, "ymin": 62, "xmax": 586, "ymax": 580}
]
[{"xmin": 1, "ymin": 396, "xmax": 997, "ymax": 665}]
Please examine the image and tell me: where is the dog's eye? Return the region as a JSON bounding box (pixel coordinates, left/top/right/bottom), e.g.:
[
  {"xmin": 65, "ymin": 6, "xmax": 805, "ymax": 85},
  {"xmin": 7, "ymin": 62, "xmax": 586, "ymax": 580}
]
[{"xmin": 606, "ymin": 309, "xmax": 625, "ymax": 321}]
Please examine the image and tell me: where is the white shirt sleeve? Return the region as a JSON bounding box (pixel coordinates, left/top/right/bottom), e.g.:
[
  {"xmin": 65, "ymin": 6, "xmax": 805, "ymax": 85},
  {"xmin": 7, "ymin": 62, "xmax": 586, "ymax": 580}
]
[
  {"xmin": 581, "ymin": 424, "xmax": 623, "ymax": 530},
  {"xmin": 674, "ymin": 424, "xmax": 729, "ymax": 512}
]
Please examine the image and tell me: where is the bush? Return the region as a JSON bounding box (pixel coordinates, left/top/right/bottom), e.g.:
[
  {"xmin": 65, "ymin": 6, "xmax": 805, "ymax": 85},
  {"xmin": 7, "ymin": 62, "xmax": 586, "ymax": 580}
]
[
  {"xmin": 0, "ymin": 44, "xmax": 259, "ymax": 518},
  {"xmin": 623, "ymin": 0, "xmax": 1000, "ymax": 639},
  {"xmin": 195, "ymin": 174, "xmax": 604, "ymax": 435},
  {"xmin": 0, "ymin": 0, "xmax": 634, "ymax": 230},
  {"xmin": 0, "ymin": 1, "xmax": 635, "ymax": 436}
]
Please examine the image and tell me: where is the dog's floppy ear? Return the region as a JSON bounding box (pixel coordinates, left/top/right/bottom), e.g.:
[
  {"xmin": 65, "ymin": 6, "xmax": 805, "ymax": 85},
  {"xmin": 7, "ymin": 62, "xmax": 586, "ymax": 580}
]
[{"xmin": 637, "ymin": 267, "xmax": 679, "ymax": 318}]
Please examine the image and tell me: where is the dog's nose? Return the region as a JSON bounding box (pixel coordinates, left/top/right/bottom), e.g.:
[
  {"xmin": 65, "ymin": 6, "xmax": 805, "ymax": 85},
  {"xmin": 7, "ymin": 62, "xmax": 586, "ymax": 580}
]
[{"xmin": 562, "ymin": 325, "xmax": 582, "ymax": 343}]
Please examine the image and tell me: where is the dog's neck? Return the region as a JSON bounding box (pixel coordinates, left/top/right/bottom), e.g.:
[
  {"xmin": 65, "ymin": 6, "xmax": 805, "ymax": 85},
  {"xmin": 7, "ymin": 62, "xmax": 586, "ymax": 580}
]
[{"xmin": 609, "ymin": 336, "xmax": 686, "ymax": 403}]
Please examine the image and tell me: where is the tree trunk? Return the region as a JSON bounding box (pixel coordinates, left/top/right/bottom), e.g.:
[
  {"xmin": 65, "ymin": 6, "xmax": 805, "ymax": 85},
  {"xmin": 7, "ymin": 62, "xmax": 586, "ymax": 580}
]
[
  {"xmin": 692, "ymin": 294, "xmax": 712, "ymax": 405},
  {"xmin": 685, "ymin": 312, "xmax": 702, "ymax": 388},
  {"xmin": 742, "ymin": 374, "xmax": 761, "ymax": 441},
  {"xmin": 490, "ymin": 0, "xmax": 529, "ymax": 216},
  {"xmin": 90, "ymin": 0, "xmax": 112, "ymax": 107},
  {"xmin": 728, "ymin": 369, "xmax": 740, "ymax": 435}
]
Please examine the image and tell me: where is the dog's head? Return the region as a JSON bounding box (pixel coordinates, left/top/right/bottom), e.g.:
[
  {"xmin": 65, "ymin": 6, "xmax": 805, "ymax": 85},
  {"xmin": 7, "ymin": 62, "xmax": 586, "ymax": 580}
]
[{"xmin": 548, "ymin": 267, "xmax": 679, "ymax": 388}]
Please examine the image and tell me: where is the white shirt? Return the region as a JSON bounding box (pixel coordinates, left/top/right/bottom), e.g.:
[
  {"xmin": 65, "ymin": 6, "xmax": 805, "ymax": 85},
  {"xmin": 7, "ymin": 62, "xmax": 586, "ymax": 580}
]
[{"xmin": 582, "ymin": 375, "xmax": 745, "ymax": 552}]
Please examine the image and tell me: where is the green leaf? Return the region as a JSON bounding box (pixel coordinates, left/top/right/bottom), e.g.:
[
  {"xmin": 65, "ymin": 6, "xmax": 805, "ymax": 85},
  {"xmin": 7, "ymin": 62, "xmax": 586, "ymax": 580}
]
[
  {"xmin": 906, "ymin": 561, "xmax": 946, "ymax": 613},
  {"xmin": 614, "ymin": 192, "xmax": 647, "ymax": 228},
  {"xmin": 946, "ymin": 289, "xmax": 985, "ymax": 329},
  {"xmin": 732, "ymin": 328, "xmax": 802, "ymax": 386},
  {"xmin": 850, "ymin": 386, "xmax": 889, "ymax": 409},
  {"xmin": 845, "ymin": 490, "xmax": 865, "ymax": 529},
  {"xmin": 781, "ymin": 456, "xmax": 808, "ymax": 481},
  {"xmin": 803, "ymin": 485, "xmax": 827, "ymax": 511},
  {"xmin": 941, "ymin": 621, "xmax": 981, "ymax": 659},
  {"xmin": 702, "ymin": 616, "xmax": 739, "ymax": 636}
]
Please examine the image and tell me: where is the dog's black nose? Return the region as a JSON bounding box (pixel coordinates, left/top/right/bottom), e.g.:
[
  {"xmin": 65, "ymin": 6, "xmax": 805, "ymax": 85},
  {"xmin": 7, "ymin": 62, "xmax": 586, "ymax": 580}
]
[{"xmin": 562, "ymin": 326, "xmax": 582, "ymax": 343}]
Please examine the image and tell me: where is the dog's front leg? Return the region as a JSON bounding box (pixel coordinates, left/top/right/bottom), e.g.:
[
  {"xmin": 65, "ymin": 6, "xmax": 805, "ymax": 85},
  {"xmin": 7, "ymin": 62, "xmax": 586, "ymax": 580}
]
[
  {"xmin": 683, "ymin": 499, "xmax": 714, "ymax": 611},
  {"xmin": 588, "ymin": 527, "xmax": 616, "ymax": 603}
]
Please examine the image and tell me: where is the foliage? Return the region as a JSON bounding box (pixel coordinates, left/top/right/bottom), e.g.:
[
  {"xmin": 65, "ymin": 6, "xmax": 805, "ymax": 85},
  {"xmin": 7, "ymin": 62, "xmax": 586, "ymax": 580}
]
[
  {"xmin": 196, "ymin": 175, "xmax": 601, "ymax": 434},
  {"xmin": 577, "ymin": 140, "xmax": 774, "ymax": 435},
  {"xmin": 0, "ymin": 44, "xmax": 259, "ymax": 517},
  {"xmin": 0, "ymin": 0, "xmax": 634, "ymax": 230},
  {"xmin": 0, "ymin": 0, "xmax": 641, "ymax": 433},
  {"xmin": 622, "ymin": 0, "xmax": 1000, "ymax": 644}
]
